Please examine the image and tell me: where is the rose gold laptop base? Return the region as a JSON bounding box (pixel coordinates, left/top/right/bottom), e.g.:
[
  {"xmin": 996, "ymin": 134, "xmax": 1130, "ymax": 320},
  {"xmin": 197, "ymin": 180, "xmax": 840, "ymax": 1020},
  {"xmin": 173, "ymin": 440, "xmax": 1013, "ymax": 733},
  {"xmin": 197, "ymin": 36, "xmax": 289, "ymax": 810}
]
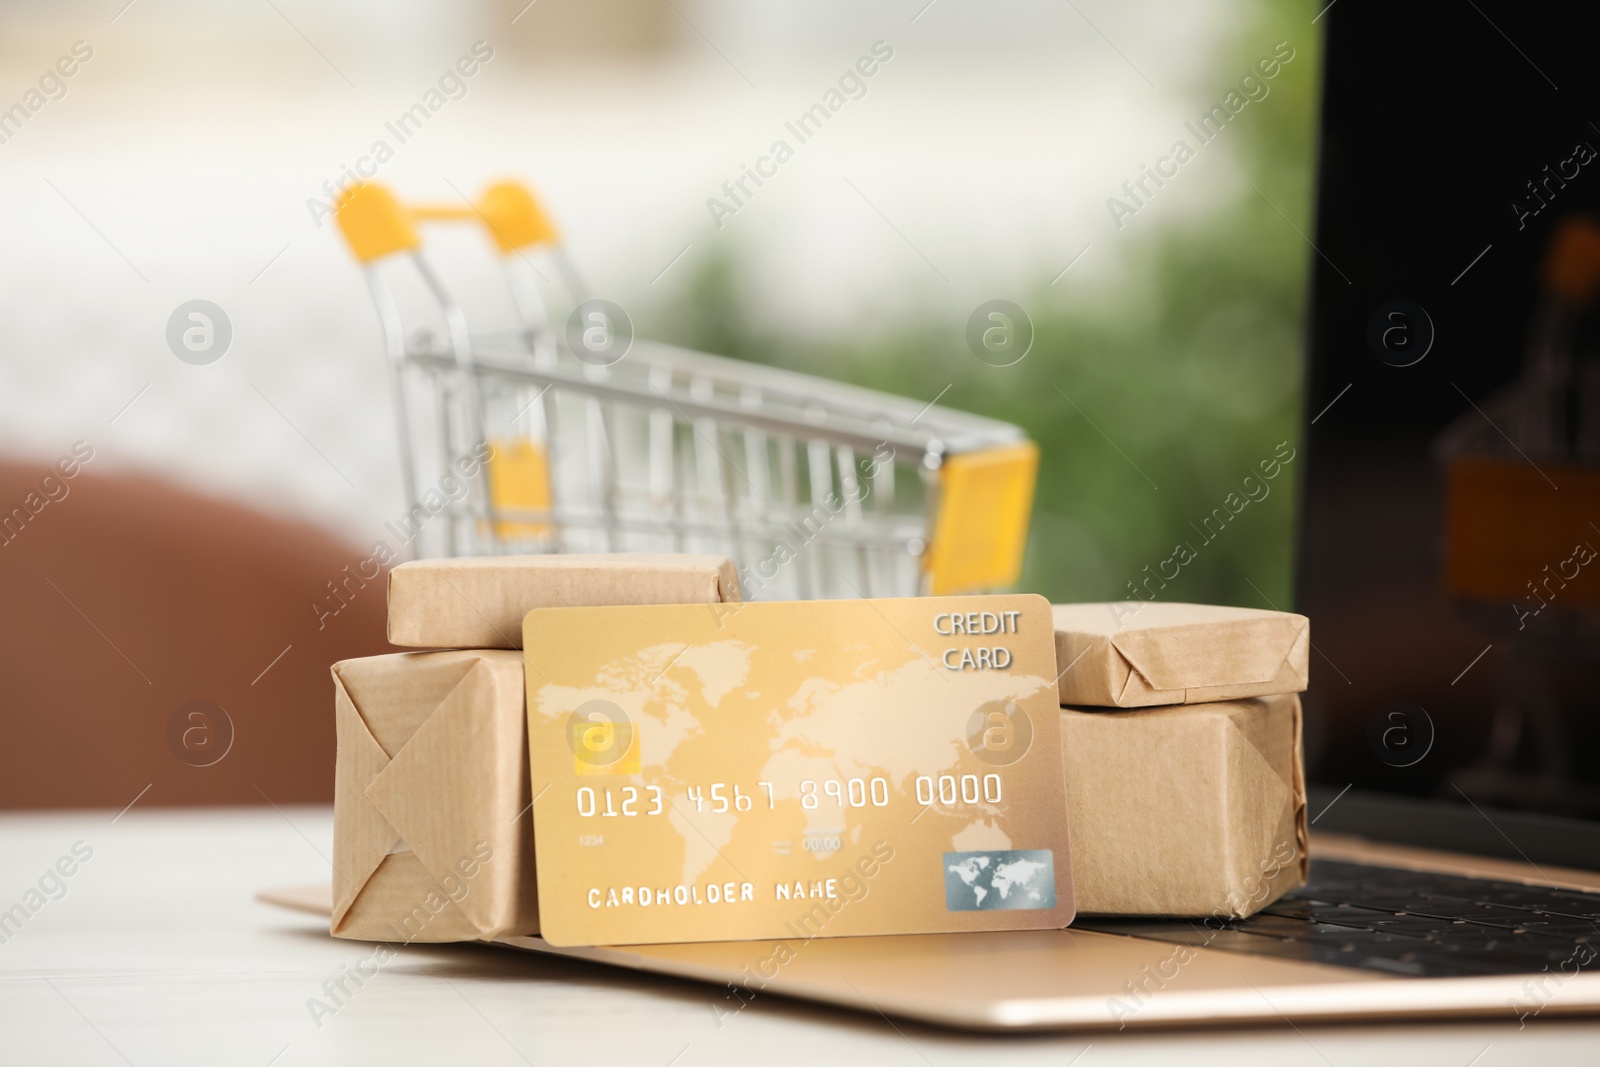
[{"xmin": 259, "ymin": 834, "xmax": 1600, "ymax": 1032}]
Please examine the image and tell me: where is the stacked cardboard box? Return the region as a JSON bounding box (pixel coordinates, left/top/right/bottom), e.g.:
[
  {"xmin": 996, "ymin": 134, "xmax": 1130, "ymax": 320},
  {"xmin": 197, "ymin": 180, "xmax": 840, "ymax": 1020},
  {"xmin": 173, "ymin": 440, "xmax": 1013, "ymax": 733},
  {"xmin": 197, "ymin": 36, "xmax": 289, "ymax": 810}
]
[
  {"xmin": 1052, "ymin": 602, "xmax": 1311, "ymax": 918},
  {"xmin": 330, "ymin": 554, "xmax": 740, "ymax": 943}
]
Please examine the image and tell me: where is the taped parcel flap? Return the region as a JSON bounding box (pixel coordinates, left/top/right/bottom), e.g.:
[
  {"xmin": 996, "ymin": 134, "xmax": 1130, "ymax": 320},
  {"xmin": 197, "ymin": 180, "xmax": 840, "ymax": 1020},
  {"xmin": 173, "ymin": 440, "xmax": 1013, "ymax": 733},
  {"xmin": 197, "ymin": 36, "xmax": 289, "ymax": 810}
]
[
  {"xmin": 1053, "ymin": 601, "xmax": 1309, "ymax": 708},
  {"xmin": 331, "ymin": 650, "xmax": 538, "ymax": 942}
]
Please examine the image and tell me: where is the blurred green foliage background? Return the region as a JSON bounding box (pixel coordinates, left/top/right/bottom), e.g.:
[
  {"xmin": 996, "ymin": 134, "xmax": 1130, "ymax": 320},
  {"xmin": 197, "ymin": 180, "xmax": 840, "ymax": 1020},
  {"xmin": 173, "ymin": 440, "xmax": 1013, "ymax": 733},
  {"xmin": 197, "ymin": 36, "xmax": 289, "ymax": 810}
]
[{"xmin": 651, "ymin": 0, "xmax": 1320, "ymax": 609}]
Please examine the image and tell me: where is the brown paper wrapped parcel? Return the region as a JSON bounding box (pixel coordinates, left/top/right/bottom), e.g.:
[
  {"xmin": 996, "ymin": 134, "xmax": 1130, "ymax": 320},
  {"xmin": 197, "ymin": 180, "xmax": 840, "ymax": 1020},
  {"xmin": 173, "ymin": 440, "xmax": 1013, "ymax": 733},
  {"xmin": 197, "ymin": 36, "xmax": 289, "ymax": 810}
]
[
  {"xmin": 332, "ymin": 649, "xmax": 539, "ymax": 942},
  {"xmin": 1061, "ymin": 693, "xmax": 1309, "ymax": 917},
  {"xmin": 386, "ymin": 553, "xmax": 740, "ymax": 650},
  {"xmin": 1053, "ymin": 602, "xmax": 1309, "ymax": 708}
]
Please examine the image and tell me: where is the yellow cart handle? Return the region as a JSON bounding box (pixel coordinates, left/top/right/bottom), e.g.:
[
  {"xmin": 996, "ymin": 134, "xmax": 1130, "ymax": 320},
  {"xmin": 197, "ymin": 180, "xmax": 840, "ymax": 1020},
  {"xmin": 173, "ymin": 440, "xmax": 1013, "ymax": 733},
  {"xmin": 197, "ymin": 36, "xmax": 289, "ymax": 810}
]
[
  {"xmin": 336, "ymin": 180, "xmax": 561, "ymax": 262},
  {"xmin": 334, "ymin": 182, "xmax": 420, "ymax": 263}
]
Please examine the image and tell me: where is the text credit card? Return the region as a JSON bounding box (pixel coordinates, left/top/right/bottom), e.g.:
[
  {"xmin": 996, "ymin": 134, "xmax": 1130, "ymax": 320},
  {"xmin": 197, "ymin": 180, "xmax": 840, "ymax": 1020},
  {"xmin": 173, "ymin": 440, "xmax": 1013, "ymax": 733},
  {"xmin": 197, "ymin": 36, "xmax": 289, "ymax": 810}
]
[{"xmin": 523, "ymin": 594, "xmax": 1074, "ymax": 946}]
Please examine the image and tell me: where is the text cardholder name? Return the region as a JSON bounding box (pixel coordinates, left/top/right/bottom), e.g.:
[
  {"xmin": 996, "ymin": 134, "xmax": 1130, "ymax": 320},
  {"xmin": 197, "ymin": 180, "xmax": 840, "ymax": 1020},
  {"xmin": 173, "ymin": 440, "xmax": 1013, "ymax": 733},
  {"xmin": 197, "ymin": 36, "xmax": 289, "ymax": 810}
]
[{"xmin": 523, "ymin": 595, "xmax": 1074, "ymax": 947}]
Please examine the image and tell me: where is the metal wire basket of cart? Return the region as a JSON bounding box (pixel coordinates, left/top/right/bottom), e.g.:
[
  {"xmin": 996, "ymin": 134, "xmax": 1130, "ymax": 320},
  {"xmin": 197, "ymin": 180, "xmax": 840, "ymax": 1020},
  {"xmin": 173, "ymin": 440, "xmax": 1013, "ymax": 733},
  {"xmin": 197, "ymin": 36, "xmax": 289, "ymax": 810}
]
[{"xmin": 335, "ymin": 180, "xmax": 1038, "ymax": 600}]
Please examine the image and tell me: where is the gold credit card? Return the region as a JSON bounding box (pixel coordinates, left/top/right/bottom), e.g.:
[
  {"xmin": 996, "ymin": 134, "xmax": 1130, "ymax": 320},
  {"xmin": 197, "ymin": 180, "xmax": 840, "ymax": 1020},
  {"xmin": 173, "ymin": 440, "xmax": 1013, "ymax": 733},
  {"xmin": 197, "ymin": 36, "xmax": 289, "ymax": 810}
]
[{"xmin": 523, "ymin": 594, "xmax": 1074, "ymax": 947}]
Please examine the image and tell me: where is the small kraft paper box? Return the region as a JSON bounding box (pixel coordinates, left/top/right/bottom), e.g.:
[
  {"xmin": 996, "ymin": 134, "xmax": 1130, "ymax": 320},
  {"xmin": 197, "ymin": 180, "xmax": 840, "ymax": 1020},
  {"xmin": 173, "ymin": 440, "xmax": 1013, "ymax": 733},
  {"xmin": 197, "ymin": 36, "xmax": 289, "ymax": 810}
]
[
  {"xmin": 387, "ymin": 553, "xmax": 740, "ymax": 650},
  {"xmin": 331, "ymin": 650, "xmax": 539, "ymax": 942},
  {"xmin": 1061, "ymin": 693, "xmax": 1308, "ymax": 918},
  {"xmin": 1053, "ymin": 601, "xmax": 1309, "ymax": 708}
]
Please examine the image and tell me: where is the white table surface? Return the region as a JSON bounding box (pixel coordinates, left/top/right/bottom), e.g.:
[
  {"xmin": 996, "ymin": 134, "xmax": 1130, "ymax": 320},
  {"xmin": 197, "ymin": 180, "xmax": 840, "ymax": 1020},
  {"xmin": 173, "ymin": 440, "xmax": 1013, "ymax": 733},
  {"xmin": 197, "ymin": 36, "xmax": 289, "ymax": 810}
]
[{"xmin": 2, "ymin": 806, "xmax": 1595, "ymax": 1066}]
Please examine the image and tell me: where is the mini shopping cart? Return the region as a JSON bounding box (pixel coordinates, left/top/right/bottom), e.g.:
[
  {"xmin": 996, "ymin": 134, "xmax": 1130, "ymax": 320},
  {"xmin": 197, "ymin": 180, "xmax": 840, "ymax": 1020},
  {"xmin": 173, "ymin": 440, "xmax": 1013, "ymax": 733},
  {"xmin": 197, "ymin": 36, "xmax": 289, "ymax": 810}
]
[{"xmin": 335, "ymin": 180, "xmax": 1038, "ymax": 600}]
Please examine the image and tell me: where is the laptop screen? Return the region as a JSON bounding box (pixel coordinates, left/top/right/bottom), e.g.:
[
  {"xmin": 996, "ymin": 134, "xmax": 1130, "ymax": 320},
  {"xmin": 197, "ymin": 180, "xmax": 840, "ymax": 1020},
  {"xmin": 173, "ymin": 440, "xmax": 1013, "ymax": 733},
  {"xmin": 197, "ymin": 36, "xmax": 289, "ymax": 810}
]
[{"xmin": 1300, "ymin": 1, "xmax": 1600, "ymax": 826}]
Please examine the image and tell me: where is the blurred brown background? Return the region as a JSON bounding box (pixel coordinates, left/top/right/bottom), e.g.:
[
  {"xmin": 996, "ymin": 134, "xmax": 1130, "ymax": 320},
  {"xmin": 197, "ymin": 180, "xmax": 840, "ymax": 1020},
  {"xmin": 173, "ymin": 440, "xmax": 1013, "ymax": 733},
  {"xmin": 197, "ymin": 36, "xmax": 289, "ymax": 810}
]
[{"xmin": 0, "ymin": 464, "xmax": 389, "ymax": 808}]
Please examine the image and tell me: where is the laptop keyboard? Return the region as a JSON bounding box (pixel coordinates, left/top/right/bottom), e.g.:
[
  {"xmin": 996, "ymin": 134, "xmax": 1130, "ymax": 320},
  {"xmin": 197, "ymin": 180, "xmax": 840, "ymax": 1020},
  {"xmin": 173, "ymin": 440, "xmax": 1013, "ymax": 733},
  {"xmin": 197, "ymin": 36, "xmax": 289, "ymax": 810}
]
[{"xmin": 1073, "ymin": 859, "xmax": 1600, "ymax": 978}]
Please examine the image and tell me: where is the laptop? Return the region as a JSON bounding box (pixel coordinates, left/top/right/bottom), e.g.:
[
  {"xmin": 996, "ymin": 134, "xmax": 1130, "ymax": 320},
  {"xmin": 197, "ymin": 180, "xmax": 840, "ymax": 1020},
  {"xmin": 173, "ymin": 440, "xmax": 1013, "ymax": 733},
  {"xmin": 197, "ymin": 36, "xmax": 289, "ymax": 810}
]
[{"xmin": 265, "ymin": 0, "xmax": 1600, "ymax": 1029}]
